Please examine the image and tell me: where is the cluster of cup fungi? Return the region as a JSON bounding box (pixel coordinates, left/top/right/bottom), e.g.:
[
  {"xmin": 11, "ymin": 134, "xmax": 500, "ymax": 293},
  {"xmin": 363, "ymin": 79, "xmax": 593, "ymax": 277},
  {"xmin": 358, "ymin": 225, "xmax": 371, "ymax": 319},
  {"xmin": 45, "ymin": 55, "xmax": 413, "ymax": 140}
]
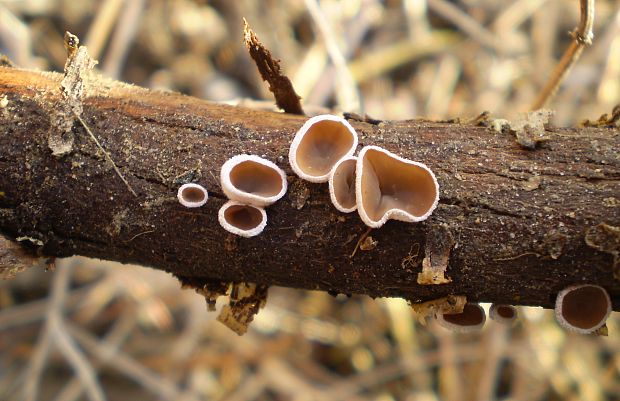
[{"xmin": 176, "ymin": 114, "xmax": 613, "ymax": 335}]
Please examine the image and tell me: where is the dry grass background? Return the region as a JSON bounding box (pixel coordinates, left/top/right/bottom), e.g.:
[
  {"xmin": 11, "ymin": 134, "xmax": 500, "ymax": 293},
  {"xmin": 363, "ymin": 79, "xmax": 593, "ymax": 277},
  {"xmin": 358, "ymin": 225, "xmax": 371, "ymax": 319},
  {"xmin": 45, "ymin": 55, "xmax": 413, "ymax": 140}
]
[{"xmin": 1, "ymin": 0, "xmax": 620, "ymax": 400}]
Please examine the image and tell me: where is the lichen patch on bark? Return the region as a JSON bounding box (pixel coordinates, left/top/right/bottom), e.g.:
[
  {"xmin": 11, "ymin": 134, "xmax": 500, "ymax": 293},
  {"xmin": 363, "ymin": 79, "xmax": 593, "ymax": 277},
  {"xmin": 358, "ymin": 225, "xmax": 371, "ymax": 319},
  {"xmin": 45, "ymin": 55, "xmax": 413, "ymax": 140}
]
[
  {"xmin": 48, "ymin": 32, "xmax": 98, "ymax": 157},
  {"xmin": 585, "ymin": 223, "xmax": 620, "ymax": 280}
]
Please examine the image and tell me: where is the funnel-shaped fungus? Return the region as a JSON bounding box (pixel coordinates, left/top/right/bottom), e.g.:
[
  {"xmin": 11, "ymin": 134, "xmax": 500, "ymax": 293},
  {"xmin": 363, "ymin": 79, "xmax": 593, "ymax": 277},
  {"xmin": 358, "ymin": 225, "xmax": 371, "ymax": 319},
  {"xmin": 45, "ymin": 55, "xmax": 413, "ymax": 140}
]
[
  {"xmin": 177, "ymin": 183, "xmax": 209, "ymax": 208},
  {"xmin": 329, "ymin": 156, "xmax": 357, "ymax": 213},
  {"xmin": 218, "ymin": 201, "xmax": 267, "ymax": 238},
  {"xmin": 220, "ymin": 155, "xmax": 287, "ymax": 207},
  {"xmin": 555, "ymin": 284, "xmax": 611, "ymax": 334},
  {"xmin": 356, "ymin": 146, "xmax": 439, "ymax": 228},
  {"xmin": 489, "ymin": 304, "xmax": 518, "ymax": 325},
  {"xmin": 436, "ymin": 303, "xmax": 486, "ymax": 333},
  {"xmin": 289, "ymin": 114, "xmax": 358, "ymax": 183}
]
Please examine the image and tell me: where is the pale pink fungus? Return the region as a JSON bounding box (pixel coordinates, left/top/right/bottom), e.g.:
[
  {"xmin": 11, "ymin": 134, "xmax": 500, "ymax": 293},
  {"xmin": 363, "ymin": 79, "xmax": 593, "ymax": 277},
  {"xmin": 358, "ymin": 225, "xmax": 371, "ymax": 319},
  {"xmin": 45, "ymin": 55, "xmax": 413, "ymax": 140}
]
[
  {"xmin": 489, "ymin": 304, "xmax": 518, "ymax": 325},
  {"xmin": 177, "ymin": 183, "xmax": 209, "ymax": 208},
  {"xmin": 220, "ymin": 155, "xmax": 287, "ymax": 207},
  {"xmin": 289, "ymin": 114, "xmax": 358, "ymax": 183},
  {"xmin": 436, "ymin": 303, "xmax": 486, "ymax": 333},
  {"xmin": 328, "ymin": 156, "xmax": 357, "ymax": 213},
  {"xmin": 356, "ymin": 146, "xmax": 439, "ymax": 228},
  {"xmin": 218, "ymin": 201, "xmax": 267, "ymax": 238},
  {"xmin": 555, "ymin": 284, "xmax": 611, "ymax": 334}
]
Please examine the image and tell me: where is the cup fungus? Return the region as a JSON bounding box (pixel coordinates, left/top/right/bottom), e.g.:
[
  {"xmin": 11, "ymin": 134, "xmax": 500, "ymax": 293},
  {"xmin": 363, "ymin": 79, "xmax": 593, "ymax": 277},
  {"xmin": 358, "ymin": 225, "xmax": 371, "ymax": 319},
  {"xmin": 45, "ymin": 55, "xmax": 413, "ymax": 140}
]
[
  {"xmin": 220, "ymin": 155, "xmax": 287, "ymax": 207},
  {"xmin": 489, "ymin": 304, "xmax": 518, "ymax": 325},
  {"xmin": 218, "ymin": 201, "xmax": 267, "ymax": 238},
  {"xmin": 328, "ymin": 156, "xmax": 357, "ymax": 213},
  {"xmin": 177, "ymin": 183, "xmax": 209, "ymax": 208},
  {"xmin": 436, "ymin": 303, "xmax": 486, "ymax": 333},
  {"xmin": 356, "ymin": 146, "xmax": 439, "ymax": 228},
  {"xmin": 289, "ymin": 114, "xmax": 358, "ymax": 183},
  {"xmin": 554, "ymin": 284, "xmax": 611, "ymax": 334}
]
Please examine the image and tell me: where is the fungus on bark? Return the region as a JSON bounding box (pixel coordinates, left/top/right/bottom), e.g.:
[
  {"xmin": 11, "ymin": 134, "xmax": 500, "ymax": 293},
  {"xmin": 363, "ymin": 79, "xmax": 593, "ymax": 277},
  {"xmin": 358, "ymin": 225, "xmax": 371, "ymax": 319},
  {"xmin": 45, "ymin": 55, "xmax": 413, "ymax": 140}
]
[
  {"xmin": 220, "ymin": 155, "xmax": 287, "ymax": 207},
  {"xmin": 289, "ymin": 114, "xmax": 358, "ymax": 183},
  {"xmin": 435, "ymin": 302, "xmax": 486, "ymax": 333},
  {"xmin": 356, "ymin": 146, "xmax": 439, "ymax": 228},
  {"xmin": 218, "ymin": 201, "xmax": 267, "ymax": 238},
  {"xmin": 328, "ymin": 156, "xmax": 357, "ymax": 213},
  {"xmin": 489, "ymin": 304, "xmax": 518, "ymax": 325},
  {"xmin": 177, "ymin": 183, "xmax": 209, "ymax": 208},
  {"xmin": 554, "ymin": 284, "xmax": 611, "ymax": 334}
]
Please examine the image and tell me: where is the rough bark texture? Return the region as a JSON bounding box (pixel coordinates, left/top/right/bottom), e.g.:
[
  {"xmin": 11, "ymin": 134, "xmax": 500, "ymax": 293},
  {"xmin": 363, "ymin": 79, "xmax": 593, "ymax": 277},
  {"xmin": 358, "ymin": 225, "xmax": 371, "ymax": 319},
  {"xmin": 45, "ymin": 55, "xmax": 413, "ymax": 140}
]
[{"xmin": 1, "ymin": 66, "xmax": 619, "ymax": 310}]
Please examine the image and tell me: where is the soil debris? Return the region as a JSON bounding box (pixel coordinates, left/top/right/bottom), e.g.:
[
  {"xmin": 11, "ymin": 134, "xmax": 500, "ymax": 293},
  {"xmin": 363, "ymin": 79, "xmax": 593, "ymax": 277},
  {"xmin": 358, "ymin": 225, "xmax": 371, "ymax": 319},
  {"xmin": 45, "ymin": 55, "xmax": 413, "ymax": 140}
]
[
  {"xmin": 0, "ymin": 235, "xmax": 42, "ymax": 279},
  {"xmin": 409, "ymin": 295, "xmax": 467, "ymax": 325},
  {"xmin": 217, "ymin": 282, "xmax": 269, "ymax": 335},
  {"xmin": 417, "ymin": 224, "xmax": 454, "ymax": 285}
]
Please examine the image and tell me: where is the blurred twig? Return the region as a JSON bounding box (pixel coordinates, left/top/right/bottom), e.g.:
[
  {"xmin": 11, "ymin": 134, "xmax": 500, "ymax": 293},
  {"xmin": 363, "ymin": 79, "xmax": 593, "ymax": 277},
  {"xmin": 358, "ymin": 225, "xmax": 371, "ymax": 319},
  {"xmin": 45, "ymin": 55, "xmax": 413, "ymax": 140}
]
[
  {"xmin": 101, "ymin": 0, "xmax": 145, "ymax": 79},
  {"xmin": 22, "ymin": 262, "xmax": 106, "ymax": 401},
  {"xmin": 531, "ymin": 0, "xmax": 595, "ymax": 109},
  {"xmin": 67, "ymin": 322, "xmax": 201, "ymax": 401},
  {"xmin": 303, "ymin": 0, "xmax": 360, "ymax": 112},
  {"xmin": 427, "ymin": 0, "xmax": 508, "ymax": 54},
  {"xmin": 85, "ymin": 0, "xmax": 125, "ymax": 60}
]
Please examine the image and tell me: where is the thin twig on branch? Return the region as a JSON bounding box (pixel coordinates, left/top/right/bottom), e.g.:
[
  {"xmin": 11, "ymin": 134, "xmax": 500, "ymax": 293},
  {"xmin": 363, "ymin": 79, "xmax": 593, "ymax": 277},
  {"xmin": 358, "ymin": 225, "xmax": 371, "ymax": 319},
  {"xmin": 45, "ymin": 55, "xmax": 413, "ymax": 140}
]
[{"xmin": 531, "ymin": 0, "xmax": 595, "ymax": 110}]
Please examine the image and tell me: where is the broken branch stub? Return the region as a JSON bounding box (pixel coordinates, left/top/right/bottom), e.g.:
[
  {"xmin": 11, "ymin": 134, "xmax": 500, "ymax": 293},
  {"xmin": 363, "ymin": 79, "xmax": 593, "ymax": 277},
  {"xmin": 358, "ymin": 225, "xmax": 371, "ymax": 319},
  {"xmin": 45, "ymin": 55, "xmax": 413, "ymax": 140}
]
[{"xmin": 243, "ymin": 19, "xmax": 304, "ymax": 115}]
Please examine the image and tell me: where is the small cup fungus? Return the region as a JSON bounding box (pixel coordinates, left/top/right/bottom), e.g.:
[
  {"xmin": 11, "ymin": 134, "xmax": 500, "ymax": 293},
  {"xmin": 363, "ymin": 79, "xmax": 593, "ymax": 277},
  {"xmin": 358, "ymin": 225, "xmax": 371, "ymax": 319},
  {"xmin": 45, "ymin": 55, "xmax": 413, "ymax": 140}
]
[
  {"xmin": 328, "ymin": 156, "xmax": 357, "ymax": 213},
  {"xmin": 436, "ymin": 302, "xmax": 486, "ymax": 333},
  {"xmin": 356, "ymin": 146, "xmax": 439, "ymax": 228},
  {"xmin": 220, "ymin": 155, "xmax": 287, "ymax": 207},
  {"xmin": 177, "ymin": 183, "xmax": 209, "ymax": 208},
  {"xmin": 555, "ymin": 284, "xmax": 611, "ymax": 334},
  {"xmin": 218, "ymin": 201, "xmax": 267, "ymax": 238},
  {"xmin": 489, "ymin": 304, "xmax": 518, "ymax": 325},
  {"xmin": 289, "ymin": 114, "xmax": 358, "ymax": 183}
]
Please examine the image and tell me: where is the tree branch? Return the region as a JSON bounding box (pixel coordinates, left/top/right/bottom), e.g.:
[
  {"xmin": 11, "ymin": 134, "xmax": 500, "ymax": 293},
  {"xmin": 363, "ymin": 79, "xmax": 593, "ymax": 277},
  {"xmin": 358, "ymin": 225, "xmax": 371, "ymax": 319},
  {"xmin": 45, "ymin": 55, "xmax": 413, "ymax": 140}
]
[{"xmin": 0, "ymin": 66, "xmax": 619, "ymax": 311}]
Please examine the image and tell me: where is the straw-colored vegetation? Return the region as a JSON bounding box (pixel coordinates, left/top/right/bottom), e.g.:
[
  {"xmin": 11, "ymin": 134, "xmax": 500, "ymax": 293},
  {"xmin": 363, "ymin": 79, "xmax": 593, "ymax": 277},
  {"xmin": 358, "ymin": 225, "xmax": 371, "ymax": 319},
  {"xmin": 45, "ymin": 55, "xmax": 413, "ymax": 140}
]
[{"xmin": 1, "ymin": 0, "xmax": 619, "ymax": 400}]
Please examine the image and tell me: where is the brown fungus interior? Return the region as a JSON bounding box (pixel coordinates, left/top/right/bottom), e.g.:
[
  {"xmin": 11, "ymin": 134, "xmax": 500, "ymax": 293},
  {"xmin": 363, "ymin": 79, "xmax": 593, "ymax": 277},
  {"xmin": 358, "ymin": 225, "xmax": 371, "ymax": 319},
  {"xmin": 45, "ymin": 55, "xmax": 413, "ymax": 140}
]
[
  {"xmin": 229, "ymin": 161, "xmax": 283, "ymax": 197},
  {"xmin": 561, "ymin": 286, "xmax": 609, "ymax": 330},
  {"xmin": 360, "ymin": 148, "xmax": 437, "ymax": 221},
  {"xmin": 223, "ymin": 205, "xmax": 264, "ymax": 230},
  {"xmin": 181, "ymin": 186, "xmax": 206, "ymax": 202},
  {"xmin": 496, "ymin": 306, "xmax": 515, "ymax": 319},
  {"xmin": 332, "ymin": 158, "xmax": 356, "ymax": 209},
  {"xmin": 295, "ymin": 120, "xmax": 355, "ymax": 176},
  {"xmin": 443, "ymin": 303, "xmax": 484, "ymax": 326}
]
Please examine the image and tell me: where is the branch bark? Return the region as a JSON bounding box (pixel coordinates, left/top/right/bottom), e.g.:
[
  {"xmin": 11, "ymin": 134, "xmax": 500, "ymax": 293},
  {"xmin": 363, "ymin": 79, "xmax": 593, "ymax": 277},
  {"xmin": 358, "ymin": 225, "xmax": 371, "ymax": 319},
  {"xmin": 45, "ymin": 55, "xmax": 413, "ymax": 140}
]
[{"xmin": 1, "ymin": 66, "xmax": 619, "ymax": 310}]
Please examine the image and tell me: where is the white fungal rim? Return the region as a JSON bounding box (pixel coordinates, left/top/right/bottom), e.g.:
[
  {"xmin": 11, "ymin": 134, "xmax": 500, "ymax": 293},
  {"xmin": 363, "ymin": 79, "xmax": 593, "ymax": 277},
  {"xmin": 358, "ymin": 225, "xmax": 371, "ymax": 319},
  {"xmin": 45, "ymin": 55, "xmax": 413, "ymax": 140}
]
[
  {"xmin": 177, "ymin": 183, "xmax": 209, "ymax": 208},
  {"xmin": 356, "ymin": 145, "xmax": 440, "ymax": 228},
  {"xmin": 489, "ymin": 304, "xmax": 518, "ymax": 325},
  {"xmin": 436, "ymin": 303, "xmax": 486, "ymax": 333},
  {"xmin": 218, "ymin": 200, "xmax": 267, "ymax": 238},
  {"xmin": 328, "ymin": 156, "xmax": 358, "ymax": 213},
  {"xmin": 220, "ymin": 154, "xmax": 288, "ymax": 207},
  {"xmin": 289, "ymin": 114, "xmax": 358, "ymax": 183},
  {"xmin": 554, "ymin": 284, "xmax": 611, "ymax": 334}
]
